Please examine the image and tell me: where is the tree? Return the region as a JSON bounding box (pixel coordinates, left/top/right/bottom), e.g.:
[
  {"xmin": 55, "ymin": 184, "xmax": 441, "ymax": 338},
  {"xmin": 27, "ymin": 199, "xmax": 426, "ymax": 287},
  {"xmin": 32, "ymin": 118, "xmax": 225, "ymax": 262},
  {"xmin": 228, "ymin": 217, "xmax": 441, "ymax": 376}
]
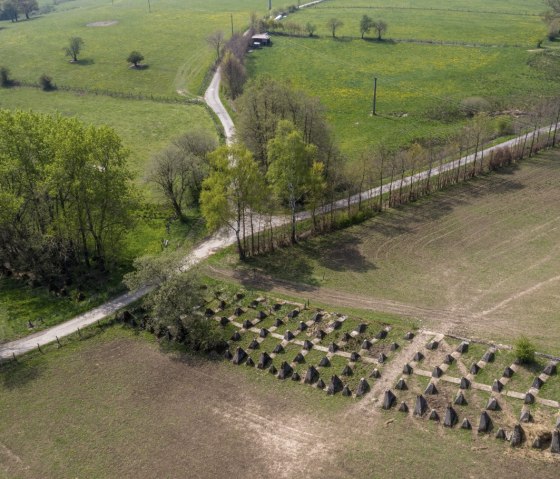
[
  {"xmin": 65, "ymin": 37, "xmax": 84, "ymax": 62},
  {"xmin": 360, "ymin": 15, "xmax": 373, "ymax": 39},
  {"xmin": 1, "ymin": 0, "xmax": 18, "ymax": 22},
  {"xmin": 0, "ymin": 66, "xmax": 13, "ymax": 87},
  {"xmin": 200, "ymin": 143, "xmax": 266, "ymax": 259},
  {"xmin": 326, "ymin": 18, "xmax": 343, "ymax": 38},
  {"xmin": 305, "ymin": 22, "xmax": 317, "ymax": 37},
  {"xmin": 149, "ymin": 130, "xmax": 215, "ymax": 220},
  {"xmin": 39, "ymin": 73, "xmax": 55, "ymax": 91},
  {"xmin": 18, "ymin": 0, "xmax": 37, "ymax": 19},
  {"xmin": 127, "ymin": 51, "xmax": 144, "ymax": 68},
  {"xmin": 221, "ymin": 50, "xmax": 246, "ymax": 99},
  {"xmin": 267, "ymin": 120, "xmax": 318, "ymax": 244},
  {"xmin": 0, "ymin": 111, "xmax": 137, "ymax": 283},
  {"xmin": 372, "ymin": 19, "xmax": 388, "ymax": 40},
  {"xmin": 207, "ymin": 31, "xmax": 224, "ymax": 61}
]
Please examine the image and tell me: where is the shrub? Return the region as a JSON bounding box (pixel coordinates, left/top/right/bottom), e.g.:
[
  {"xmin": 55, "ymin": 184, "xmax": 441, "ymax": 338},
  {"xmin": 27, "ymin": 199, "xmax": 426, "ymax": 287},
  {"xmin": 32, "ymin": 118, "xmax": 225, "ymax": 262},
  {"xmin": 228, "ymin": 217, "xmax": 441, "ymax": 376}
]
[
  {"xmin": 514, "ymin": 336, "xmax": 536, "ymax": 364},
  {"xmin": 39, "ymin": 74, "xmax": 56, "ymax": 91},
  {"xmin": 0, "ymin": 66, "xmax": 13, "ymax": 87},
  {"xmin": 460, "ymin": 96, "xmax": 491, "ymax": 117}
]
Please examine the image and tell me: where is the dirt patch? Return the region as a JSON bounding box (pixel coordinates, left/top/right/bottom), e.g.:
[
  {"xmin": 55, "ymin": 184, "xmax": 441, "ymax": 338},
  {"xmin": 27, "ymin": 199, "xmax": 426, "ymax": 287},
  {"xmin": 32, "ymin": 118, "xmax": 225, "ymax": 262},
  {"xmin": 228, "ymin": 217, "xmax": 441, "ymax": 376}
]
[{"xmin": 86, "ymin": 20, "xmax": 118, "ymax": 27}]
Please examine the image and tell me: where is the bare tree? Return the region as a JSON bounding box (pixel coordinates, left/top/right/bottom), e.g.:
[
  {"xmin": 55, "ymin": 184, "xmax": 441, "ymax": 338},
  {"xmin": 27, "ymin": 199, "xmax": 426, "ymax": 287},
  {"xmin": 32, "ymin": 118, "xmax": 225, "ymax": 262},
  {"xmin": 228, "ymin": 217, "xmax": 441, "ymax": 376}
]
[
  {"xmin": 327, "ymin": 18, "xmax": 343, "ymax": 38},
  {"xmin": 64, "ymin": 37, "xmax": 84, "ymax": 62},
  {"xmin": 207, "ymin": 31, "xmax": 225, "ymax": 61},
  {"xmin": 305, "ymin": 22, "xmax": 317, "ymax": 37},
  {"xmin": 372, "ymin": 19, "xmax": 388, "ymax": 40}
]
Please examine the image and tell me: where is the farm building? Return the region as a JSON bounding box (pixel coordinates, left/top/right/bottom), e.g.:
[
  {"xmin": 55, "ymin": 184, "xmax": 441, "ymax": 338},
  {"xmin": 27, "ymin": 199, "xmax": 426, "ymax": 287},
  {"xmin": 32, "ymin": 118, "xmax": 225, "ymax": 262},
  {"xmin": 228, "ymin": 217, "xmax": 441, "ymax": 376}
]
[{"xmin": 250, "ymin": 33, "xmax": 272, "ymax": 48}]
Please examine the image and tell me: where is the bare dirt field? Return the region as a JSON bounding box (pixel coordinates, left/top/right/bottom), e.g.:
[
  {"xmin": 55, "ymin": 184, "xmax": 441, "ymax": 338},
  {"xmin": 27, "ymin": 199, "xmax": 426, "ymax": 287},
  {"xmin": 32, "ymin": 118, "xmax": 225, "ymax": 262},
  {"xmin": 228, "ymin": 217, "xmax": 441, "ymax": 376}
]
[
  {"xmin": 1, "ymin": 329, "xmax": 558, "ymax": 478},
  {"xmin": 216, "ymin": 151, "xmax": 560, "ymax": 354}
]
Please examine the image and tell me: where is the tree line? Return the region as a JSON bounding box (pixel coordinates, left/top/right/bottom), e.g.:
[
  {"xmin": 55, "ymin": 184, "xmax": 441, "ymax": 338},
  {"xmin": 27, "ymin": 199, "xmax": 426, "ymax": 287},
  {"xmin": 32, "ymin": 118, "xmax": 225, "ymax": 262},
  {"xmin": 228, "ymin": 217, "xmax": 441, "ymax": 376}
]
[
  {"xmin": 0, "ymin": 110, "xmax": 137, "ymax": 289},
  {"xmin": 0, "ymin": 0, "xmax": 37, "ymax": 22}
]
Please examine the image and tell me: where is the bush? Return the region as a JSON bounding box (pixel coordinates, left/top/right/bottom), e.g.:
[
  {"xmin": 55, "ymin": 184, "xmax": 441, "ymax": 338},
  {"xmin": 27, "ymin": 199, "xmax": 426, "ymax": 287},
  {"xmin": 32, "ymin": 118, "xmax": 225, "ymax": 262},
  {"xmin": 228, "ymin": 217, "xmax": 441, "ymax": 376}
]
[
  {"xmin": 514, "ymin": 336, "xmax": 536, "ymax": 364},
  {"xmin": 460, "ymin": 96, "xmax": 491, "ymax": 118},
  {"xmin": 0, "ymin": 66, "xmax": 13, "ymax": 87},
  {"xmin": 39, "ymin": 74, "xmax": 56, "ymax": 91}
]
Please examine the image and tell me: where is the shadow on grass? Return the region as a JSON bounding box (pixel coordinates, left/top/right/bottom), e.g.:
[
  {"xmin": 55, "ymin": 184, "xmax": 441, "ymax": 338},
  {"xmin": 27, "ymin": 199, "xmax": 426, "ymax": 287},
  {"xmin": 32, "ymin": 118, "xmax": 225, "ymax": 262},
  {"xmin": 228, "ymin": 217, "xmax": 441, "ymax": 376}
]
[
  {"xmin": 72, "ymin": 58, "xmax": 95, "ymax": 66},
  {"xmin": 0, "ymin": 360, "xmax": 44, "ymax": 390}
]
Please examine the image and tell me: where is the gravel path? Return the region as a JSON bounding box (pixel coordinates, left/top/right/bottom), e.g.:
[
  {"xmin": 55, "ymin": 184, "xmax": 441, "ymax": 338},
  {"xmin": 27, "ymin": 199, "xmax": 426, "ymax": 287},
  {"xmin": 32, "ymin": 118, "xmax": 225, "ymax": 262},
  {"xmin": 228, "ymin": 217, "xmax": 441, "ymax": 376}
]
[{"xmin": 1, "ymin": 63, "xmax": 557, "ymax": 360}]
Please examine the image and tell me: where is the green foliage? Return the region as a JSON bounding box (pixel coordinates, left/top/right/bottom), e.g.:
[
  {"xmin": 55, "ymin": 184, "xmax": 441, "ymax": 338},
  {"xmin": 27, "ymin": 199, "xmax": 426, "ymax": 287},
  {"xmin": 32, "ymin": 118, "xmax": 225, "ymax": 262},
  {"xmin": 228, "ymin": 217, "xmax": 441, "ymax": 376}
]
[
  {"xmin": 360, "ymin": 15, "xmax": 373, "ymax": 39},
  {"xmin": 0, "ymin": 109, "xmax": 138, "ymax": 283},
  {"xmin": 127, "ymin": 50, "xmax": 145, "ymax": 67},
  {"xmin": 0, "ymin": 66, "xmax": 13, "ymax": 87},
  {"xmin": 514, "ymin": 336, "xmax": 536, "ymax": 364},
  {"xmin": 39, "ymin": 73, "xmax": 55, "ymax": 91},
  {"xmin": 65, "ymin": 36, "xmax": 84, "ymax": 62}
]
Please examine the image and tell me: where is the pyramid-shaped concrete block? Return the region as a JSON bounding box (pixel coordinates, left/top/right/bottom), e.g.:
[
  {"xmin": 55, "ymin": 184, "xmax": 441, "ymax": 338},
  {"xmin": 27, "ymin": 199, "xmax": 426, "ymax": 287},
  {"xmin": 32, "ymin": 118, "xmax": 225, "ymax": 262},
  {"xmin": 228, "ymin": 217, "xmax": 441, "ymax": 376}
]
[
  {"xmin": 356, "ymin": 378, "xmax": 370, "ymax": 397},
  {"xmin": 304, "ymin": 366, "xmax": 319, "ymax": 384},
  {"xmin": 414, "ymin": 395, "xmax": 429, "ymax": 416},
  {"xmin": 382, "ymin": 389, "xmax": 397, "ymax": 409},
  {"xmin": 478, "ymin": 411, "xmax": 493, "ymax": 433}
]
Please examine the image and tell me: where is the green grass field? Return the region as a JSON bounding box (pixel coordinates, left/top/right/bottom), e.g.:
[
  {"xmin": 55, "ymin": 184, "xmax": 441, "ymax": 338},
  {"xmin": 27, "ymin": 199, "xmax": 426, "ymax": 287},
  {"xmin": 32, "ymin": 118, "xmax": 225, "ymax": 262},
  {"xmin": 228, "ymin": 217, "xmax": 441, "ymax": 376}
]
[
  {"xmin": 247, "ymin": 0, "xmax": 557, "ymax": 157},
  {"xmin": 215, "ymin": 150, "xmax": 560, "ymax": 354}
]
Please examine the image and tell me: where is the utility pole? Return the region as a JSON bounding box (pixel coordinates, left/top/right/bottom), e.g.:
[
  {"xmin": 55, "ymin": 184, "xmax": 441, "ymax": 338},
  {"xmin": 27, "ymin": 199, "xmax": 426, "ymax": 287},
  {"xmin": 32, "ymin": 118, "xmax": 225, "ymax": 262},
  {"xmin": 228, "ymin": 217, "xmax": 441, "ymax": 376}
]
[
  {"xmin": 269, "ymin": 0, "xmax": 272, "ymax": 12},
  {"xmin": 231, "ymin": 14, "xmax": 234, "ymax": 36},
  {"xmin": 147, "ymin": 0, "xmax": 151, "ymax": 13},
  {"xmin": 372, "ymin": 77, "xmax": 378, "ymax": 115}
]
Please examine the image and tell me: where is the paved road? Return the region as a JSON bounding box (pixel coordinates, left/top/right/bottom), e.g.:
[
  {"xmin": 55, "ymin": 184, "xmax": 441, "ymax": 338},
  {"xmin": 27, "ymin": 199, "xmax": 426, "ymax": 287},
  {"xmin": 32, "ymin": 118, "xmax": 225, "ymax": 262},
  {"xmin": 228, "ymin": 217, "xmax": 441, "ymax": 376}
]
[{"xmin": 1, "ymin": 68, "xmax": 556, "ymax": 360}]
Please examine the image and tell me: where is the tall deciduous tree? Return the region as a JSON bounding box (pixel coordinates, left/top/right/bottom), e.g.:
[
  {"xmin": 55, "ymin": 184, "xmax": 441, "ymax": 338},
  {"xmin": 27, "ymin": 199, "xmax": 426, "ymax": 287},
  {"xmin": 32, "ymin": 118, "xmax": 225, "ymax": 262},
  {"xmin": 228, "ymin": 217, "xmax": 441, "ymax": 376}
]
[
  {"xmin": 327, "ymin": 18, "xmax": 343, "ymax": 38},
  {"xmin": 65, "ymin": 36, "xmax": 84, "ymax": 62},
  {"xmin": 372, "ymin": 19, "xmax": 388, "ymax": 40},
  {"xmin": 267, "ymin": 120, "xmax": 318, "ymax": 243},
  {"xmin": 207, "ymin": 31, "xmax": 225, "ymax": 61},
  {"xmin": 221, "ymin": 50, "xmax": 246, "ymax": 99},
  {"xmin": 200, "ymin": 143, "xmax": 266, "ymax": 259}
]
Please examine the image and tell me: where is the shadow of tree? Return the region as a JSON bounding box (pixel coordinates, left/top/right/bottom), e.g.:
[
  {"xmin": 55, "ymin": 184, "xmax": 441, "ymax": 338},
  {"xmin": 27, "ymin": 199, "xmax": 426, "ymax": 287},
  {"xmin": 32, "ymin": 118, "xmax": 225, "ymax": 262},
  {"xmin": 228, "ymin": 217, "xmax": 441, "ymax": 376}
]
[{"xmin": 0, "ymin": 360, "xmax": 44, "ymax": 390}]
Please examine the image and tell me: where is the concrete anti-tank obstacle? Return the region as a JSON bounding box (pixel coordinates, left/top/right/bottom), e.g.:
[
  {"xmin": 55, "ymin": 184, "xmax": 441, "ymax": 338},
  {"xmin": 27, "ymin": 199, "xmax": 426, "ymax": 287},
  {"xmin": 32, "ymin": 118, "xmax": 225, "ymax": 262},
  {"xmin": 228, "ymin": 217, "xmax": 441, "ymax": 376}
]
[
  {"xmin": 404, "ymin": 332, "xmax": 414, "ymax": 340},
  {"xmin": 303, "ymin": 340, "xmax": 313, "ymax": 350},
  {"xmin": 502, "ymin": 366, "xmax": 514, "ymax": 378},
  {"xmin": 249, "ymin": 300, "xmax": 259, "ymax": 308},
  {"xmin": 510, "ymin": 424, "xmax": 524, "ymax": 447},
  {"xmin": 398, "ymin": 401, "xmax": 409, "ymax": 413},
  {"xmin": 543, "ymin": 362, "xmax": 557, "ymax": 376},
  {"xmin": 454, "ymin": 391, "xmax": 468, "ymax": 406},
  {"xmin": 491, "ymin": 379, "xmax": 503, "ymax": 393},
  {"xmin": 284, "ymin": 330, "xmax": 295, "ymax": 341},
  {"xmin": 361, "ymin": 339, "xmax": 372, "ymax": 350},
  {"xmin": 432, "ymin": 366, "xmax": 443, "ymax": 378},
  {"xmin": 429, "ymin": 409, "xmax": 440, "ymax": 421},
  {"xmin": 232, "ymin": 347, "xmax": 247, "ymax": 365},
  {"xmin": 524, "ymin": 392, "xmax": 535, "ymax": 404},
  {"xmin": 532, "ymin": 377, "xmax": 544, "ymax": 389},
  {"xmin": 331, "ymin": 320, "xmax": 342, "ymax": 330},
  {"xmin": 470, "ymin": 363, "xmax": 480, "ymax": 375},
  {"xmin": 205, "ymin": 308, "xmax": 215, "ymax": 317},
  {"xmin": 456, "ymin": 341, "xmax": 469, "ymax": 354},
  {"xmin": 248, "ymin": 339, "xmax": 259, "ymax": 350},
  {"xmin": 319, "ymin": 356, "xmax": 330, "ymax": 367},
  {"xmin": 291, "ymin": 372, "xmax": 301, "ymax": 381},
  {"xmin": 327, "ymin": 375, "xmax": 344, "ymax": 395},
  {"xmin": 342, "ymin": 332, "xmax": 351, "ymax": 342},
  {"xmin": 443, "ymin": 405, "xmax": 458, "ymax": 428},
  {"xmin": 390, "ymin": 342, "xmax": 399, "ymax": 351},
  {"xmin": 246, "ymin": 357, "xmax": 255, "ymax": 367},
  {"xmin": 274, "ymin": 318, "xmax": 284, "ymax": 327},
  {"xmin": 287, "ymin": 309, "xmax": 299, "ymax": 319},
  {"xmin": 376, "ymin": 330, "xmax": 388, "ymax": 340},
  {"xmin": 341, "ymin": 365, "xmax": 353, "ymax": 376},
  {"xmin": 413, "ymin": 352, "xmax": 424, "ymax": 362},
  {"xmin": 272, "ymin": 303, "xmax": 282, "ymax": 311},
  {"xmin": 242, "ymin": 319, "xmax": 253, "ymax": 329},
  {"xmin": 443, "ymin": 354, "xmax": 454, "ymax": 365},
  {"xmin": 414, "ymin": 395, "xmax": 429, "ymax": 416},
  {"xmin": 378, "ymin": 353, "xmax": 387, "ymax": 364},
  {"xmin": 486, "ymin": 397, "xmax": 500, "ymax": 411},
  {"xmin": 551, "ymin": 429, "xmax": 560, "ymax": 454},
  {"xmin": 460, "ymin": 377, "xmax": 471, "ymax": 389},
  {"xmin": 231, "ymin": 331, "xmax": 241, "ymax": 341},
  {"xmin": 461, "ymin": 418, "xmax": 472, "ymax": 430},
  {"xmin": 234, "ymin": 293, "xmax": 244, "ymax": 300},
  {"xmin": 269, "ymin": 364, "xmax": 278, "ymax": 375},
  {"xmin": 328, "ymin": 342, "xmax": 338, "ymax": 353},
  {"xmin": 355, "ymin": 323, "xmax": 367, "ymax": 334},
  {"xmin": 273, "ymin": 344, "xmax": 284, "ymax": 354},
  {"xmin": 224, "ymin": 349, "xmax": 233, "ymax": 360},
  {"xmin": 256, "ymin": 310, "xmax": 268, "ymax": 320},
  {"xmin": 426, "ymin": 340, "xmax": 438, "ymax": 351},
  {"xmin": 495, "ymin": 428, "xmax": 506, "ymax": 440},
  {"xmin": 519, "ymin": 409, "xmax": 532, "ymax": 423},
  {"xmin": 482, "ymin": 350, "xmax": 495, "ymax": 363},
  {"xmin": 424, "ymin": 382, "xmax": 438, "ymax": 395},
  {"xmin": 304, "ymin": 366, "xmax": 319, "ymax": 384},
  {"xmin": 316, "ymin": 378, "xmax": 326, "ymax": 389},
  {"xmin": 395, "ymin": 378, "xmax": 408, "ymax": 390},
  {"xmin": 402, "ymin": 363, "xmax": 413, "ymax": 375},
  {"xmin": 259, "ymin": 328, "xmax": 269, "ymax": 338},
  {"xmin": 219, "ymin": 317, "xmax": 230, "ymax": 326},
  {"xmin": 293, "ymin": 352, "xmax": 305, "ymax": 364},
  {"xmin": 350, "ymin": 351, "xmax": 360, "ymax": 362},
  {"xmin": 478, "ymin": 411, "xmax": 493, "ymax": 433},
  {"xmin": 382, "ymin": 389, "xmax": 397, "ymax": 409},
  {"xmin": 370, "ymin": 368, "xmax": 381, "ymax": 379},
  {"xmin": 234, "ymin": 307, "xmax": 244, "ymax": 316},
  {"xmin": 316, "ymin": 329, "xmax": 326, "ymax": 340},
  {"xmin": 342, "ymin": 385, "xmax": 352, "ymax": 397},
  {"xmin": 258, "ymin": 352, "xmax": 272, "ymax": 369},
  {"xmin": 356, "ymin": 378, "xmax": 370, "ymax": 397},
  {"xmin": 218, "ymin": 300, "xmax": 227, "ymax": 310},
  {"xmin": 277, "ymin": 361, "xmax": 293, "ymax": 380},
  {"xmin": 298, "ymin": 321, "xmax": 308, "ymax": 332},
  {"xmin": 312, "ymin": 312, "xmax": 323, "ymax": 322}
]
